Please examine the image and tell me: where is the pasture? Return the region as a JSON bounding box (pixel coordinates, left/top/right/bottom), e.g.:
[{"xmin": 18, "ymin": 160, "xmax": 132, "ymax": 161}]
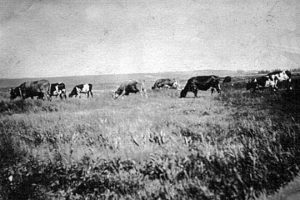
[{"xmin": 0, "ymin": 71, "xmax": 300, "ymax": 200}]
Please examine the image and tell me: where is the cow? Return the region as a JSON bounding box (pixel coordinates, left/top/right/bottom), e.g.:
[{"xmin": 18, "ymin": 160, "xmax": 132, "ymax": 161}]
[
  {"xmin": 50, "ymin": 82, "xmax": 67, "ymax": 99},
  {"xmin": 267, "ymin": 70, "xmax": 292, "ymax": 90},
  {"xmin": 10, "ymin": 80, "xmax": 50, "ymax": 100},
  {"xmin": 69, "ymin": 84, "xmax": 93, "ymax": 98},
  {"xmin": 179, "ymin": 76, "xmax": 221, "ymax": 98},
  {"xmin": 152, "ymin": 78, "xmax": 180, "ymax": 90},
  {"xmin": 246, "ymin": 76, "xmax": 276, "ymax": 92},
  {"xmin": 113, "ymin": 80, "xmax": 147, "ymax": 99},
  {"xmin": 223, "ymin": 76, "xmax": 232, "ymax": 83},
  {"xmin": 247, "ymin": 70, "xmax": 292, "ymax": 93}
]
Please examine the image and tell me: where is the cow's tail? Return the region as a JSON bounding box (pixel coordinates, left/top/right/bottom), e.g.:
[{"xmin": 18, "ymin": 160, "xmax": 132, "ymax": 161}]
[
  {"xmin": 88, "ymin": 83, "xmax": 93, "ymax": 91},
  {"xmin": 89, "ymin": 84, "xmax": 93, "ymax": 97}
]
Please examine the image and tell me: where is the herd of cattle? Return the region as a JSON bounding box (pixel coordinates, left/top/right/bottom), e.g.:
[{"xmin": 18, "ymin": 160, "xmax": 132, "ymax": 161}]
[{"xmin": 8, "ymin": 70, "xmax": 299, "ymax": 101}]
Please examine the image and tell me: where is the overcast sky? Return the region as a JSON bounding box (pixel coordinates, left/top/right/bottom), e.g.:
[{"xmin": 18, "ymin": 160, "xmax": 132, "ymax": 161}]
[{"xmin": 0, "ymin": 0, "xmax": 300, "ymax": 78}]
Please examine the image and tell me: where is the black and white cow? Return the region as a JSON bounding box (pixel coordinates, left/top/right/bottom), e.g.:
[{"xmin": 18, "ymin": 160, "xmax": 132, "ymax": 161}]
[
  {"xmin": 113, "ymin": 80, "xmax": 147, "ymax": 99},
  {"xmin": 50, "ymin": 82, "xmax": 67, "ymax": 99},
  {"xmin": 152, "ymin": 78, "xmax": 180, "ymax": 90},
  {"xmin": 246, "ymin": 76, "xmax": 276, "ymax": 92},
  {"xmin": 10, "ymin": 80, "xmax": 51, "ymax": 100},
  {"xmin": 247, "ymin": 70, "xmax": 292, "ymax": 92},
  {"xmin": 180, "ymin": 75, "xmax": 221, "ymax": 98},
  {"xmin": 267, "ymin": 70, "xmax": 292, "ymax": 90},
  {"xmin": 69, "ymin": 84, "xmax": 93, "ymax": 98}
]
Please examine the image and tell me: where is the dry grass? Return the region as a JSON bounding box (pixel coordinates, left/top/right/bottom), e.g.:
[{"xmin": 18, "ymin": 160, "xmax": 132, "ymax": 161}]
[{"xmin": 0, "ymin": 77, "xmax": 300, "ymax": 199}]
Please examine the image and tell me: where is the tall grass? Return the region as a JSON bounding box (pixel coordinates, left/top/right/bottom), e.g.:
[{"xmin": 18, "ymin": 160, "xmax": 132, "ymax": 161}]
[{"xmin": 0, "ymin": 85, "xmax": 300, "ymax": 199}]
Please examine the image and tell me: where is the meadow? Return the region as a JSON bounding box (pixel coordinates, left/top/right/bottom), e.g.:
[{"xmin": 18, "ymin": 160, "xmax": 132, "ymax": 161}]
[{"xmin": 0, "ymin": 71, "xmax": 300, "ymax": 200}]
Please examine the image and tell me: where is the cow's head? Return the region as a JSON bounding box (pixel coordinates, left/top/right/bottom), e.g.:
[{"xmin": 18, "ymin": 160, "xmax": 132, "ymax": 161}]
[
  {"xmin": 180, "ymin": 89, "xmax": 187, "ymax": 98},
  {"xmin": 68, "ymin": 92, "xmax": 75, "ymax": 98},
  {"xmin": 112, "ymin": 89, "xmax": 123, "ymax": 99},
  {"xmin": 246, "ymin": 80, "xmax": 252, "ymax": 90},
  {"xmin": 112, "ymin": 91, "xmax": 119, "ymax": 99},
  {"xmin": 10, "ymin": 87, "xmax": 21, "ymax": 100},
  {"xmin": 246, "ymin": 79, "xmax": 257, "ymax": 90},
  {"xmin": 68, "ymin": 87, "xmax": 78, "ymax": 98},
  {"xmin": 171, "ymin": 80, "xmax": 180, "ymax": 90}
]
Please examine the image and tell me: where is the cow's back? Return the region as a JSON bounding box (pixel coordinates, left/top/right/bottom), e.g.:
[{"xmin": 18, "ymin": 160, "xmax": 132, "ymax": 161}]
[
  {"xmin": 188, "ymin": 76, "xmax": 214, "ymax": 85},
  {"xmin": 120, "ymin": 80, "xmax": 138, "ymax": 90},
  {"xmin": 21, "ymin": 80, "xmax": 49, "ymax": 91}
]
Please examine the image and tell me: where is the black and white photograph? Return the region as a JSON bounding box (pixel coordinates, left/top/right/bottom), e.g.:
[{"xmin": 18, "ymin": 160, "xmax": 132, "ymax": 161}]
[{"xmin": 0, "ymin": 0, "xmax": 300, "ymax": 199}]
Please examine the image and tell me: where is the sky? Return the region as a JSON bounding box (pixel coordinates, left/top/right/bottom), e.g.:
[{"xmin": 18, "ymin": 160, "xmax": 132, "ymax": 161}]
[{"xmin": 0, "ymin": 0, "xmax": 300, "ymax": 78}]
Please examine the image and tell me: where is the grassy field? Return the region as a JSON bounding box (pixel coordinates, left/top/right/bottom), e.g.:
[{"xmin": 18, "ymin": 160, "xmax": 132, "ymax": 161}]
[{"xmin": 0, "ymin": 72, "xmax": 300, "ymax": 199}]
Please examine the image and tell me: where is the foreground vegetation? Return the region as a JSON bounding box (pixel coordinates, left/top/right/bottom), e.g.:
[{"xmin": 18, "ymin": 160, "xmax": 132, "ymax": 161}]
[{"xmin": 0, "ymin": 78, "xmax": 300, "ymax": 199}]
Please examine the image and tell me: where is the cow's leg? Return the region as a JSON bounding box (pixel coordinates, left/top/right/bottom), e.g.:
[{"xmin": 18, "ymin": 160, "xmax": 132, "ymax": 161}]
[
  {"xmin": 211, "ymin": 88, "xmax": 214, "ymax": 95},
  {"xmin": 47, "ymin": 93, "xmax": 51, "ymax": 101},
  {"xmin": 90, "ymin": 91, "xmax": 93, "ymax": 98},
  {"xmin": 143, "ymin": 89, "xmax": 148, "ymax": 98},
  {"xmin": 193, "ymin": 90, "xmax": 198, "ymax": 97},
  {"xmin": 37, "ymin": 94, "xmax": 43, "ymax": 100},
  {"xmin": 274, "ymin": 80, "xmax": 278, "ymax": 91}
]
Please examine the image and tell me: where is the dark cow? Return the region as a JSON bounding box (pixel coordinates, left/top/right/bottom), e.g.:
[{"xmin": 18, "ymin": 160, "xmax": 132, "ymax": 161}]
[
  {"xmin": 246, "ymin": 76, "xmax": 276, "ymax": 92},
  {"xmin": 152, "ymin": 78, "xmax": 179, "ymax": 90},
  {"xmin": 180, "ymin": 76, "xmax": 221, "ymax": 98},
  {"xmin": 267, "ymin": 70, "xmax": 292, "ymax": 90},
  {"xmin": 113, "ymin": 80, "xmax": 147, "ymax": 99},
  {"xmin": 50, "ymin": 82, "xmax": 67, "ymax": 99},
  {"xmin": 223, "ymin": 76, "xmax": 232, "ymax": 83},
  {"xmin": 69, "ymin": 84, "xmax": 93, "ymax": 98},
  {"xmin": 10, "ymin": 80, "xmax": 50, "ymax": 100}
]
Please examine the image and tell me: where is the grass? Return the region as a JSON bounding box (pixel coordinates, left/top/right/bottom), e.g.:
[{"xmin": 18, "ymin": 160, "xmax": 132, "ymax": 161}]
[{"xmin": 0, "ymin": 76, "xmax": 300, "ymax": 199}]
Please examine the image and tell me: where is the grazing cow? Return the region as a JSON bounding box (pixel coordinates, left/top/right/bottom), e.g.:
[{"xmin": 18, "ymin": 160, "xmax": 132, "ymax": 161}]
[
  {"xmin": 69, "ymin": 84, "xmax": 93, "ymax": 98},
  {"xmin": 267, "ymin": 70, "xmax": 292, "ymax": 90},
  {"xmin": 50, "ymin": 82, "xmax": 67, "ymax": 99},
  {"xmin": 10, "ymin": 80, "xmax": 50, "ymax": 100},
  {"xmin": 180, "ymin": 75, "xmax": 221, "ymax": 98},
  {"xmin": 247, "ymin": 70, "xmax": 292, "ymax": 92},
  {"xmin": 113, "ymin": 80, "xmax": 147, "ymax": 99},
  {"xmin": 152, "ymin": 78, "xmax": 180, "ymax": 90},
  {"xmin": 223, "ymin": 76, "xmax": 232, "ymax": 83},
  {"xmin": 246, "ymin": 76, "xmax": 276, "ymax": 92}
]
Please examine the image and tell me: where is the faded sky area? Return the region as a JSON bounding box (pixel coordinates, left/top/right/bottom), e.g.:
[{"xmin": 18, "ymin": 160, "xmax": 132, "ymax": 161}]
[{"xmin": 0, "ymin": 0, "xmax": 300, "ymax": 78}]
